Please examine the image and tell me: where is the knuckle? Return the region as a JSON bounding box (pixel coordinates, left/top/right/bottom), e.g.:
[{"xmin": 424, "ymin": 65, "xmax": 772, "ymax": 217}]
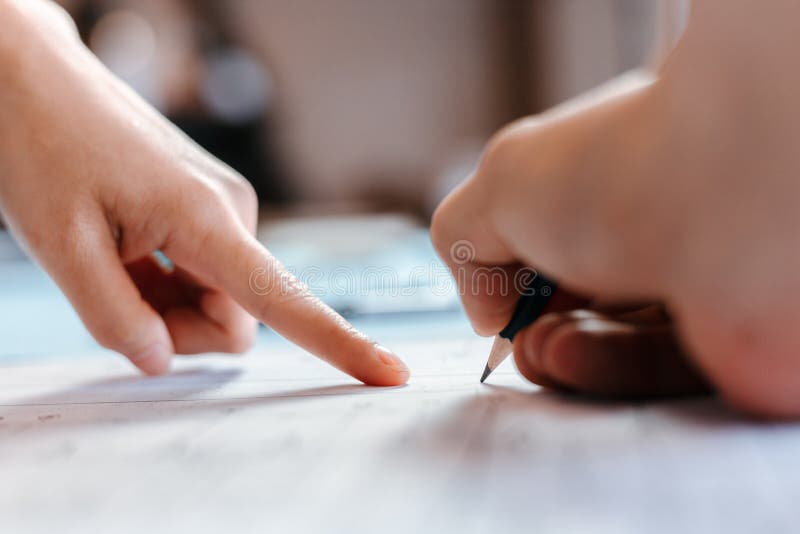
[
  {"xmin": 171, "ymin": 177, "xmax": 223, "ymax": 222},
  {"xmin": 232, "ymin": 175, "xmax": 258, "ymax": 207},
  {"xmin": 184, "ymin": 170, "xmax": 258, "ymax": 233},
  {"xmin": 218, "ymin": 169, "xmax": 258, "ymax": 209},
  {"xmin": 230, "ymin": 177, "xmax": 259, "ymax": 232},
  {"xmin": 479, "ymin": 129, "xmax": 512, "ymax": 174},
  {"xmin": 429, "ymin": 182, "xmax": 483, "ymax": 262},
  {"xmin": 477, "ymin": 119, "xmax": 532, "ymax": 181},
  {"xmin": 430, "ymin": 123, "xmax": 533, "ymax": 262},
  {"xmin": 181, "ymin": 182, "xmax": 234, "ymax": 230},
  {"xmin": 194, "ymin": 178, "xmax": 228, "ymax": 206}
]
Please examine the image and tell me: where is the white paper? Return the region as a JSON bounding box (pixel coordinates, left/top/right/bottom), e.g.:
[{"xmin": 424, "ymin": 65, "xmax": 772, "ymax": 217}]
[{"xmin": 2, "ymin": 327, "xmax": 800, "ymax": 534}]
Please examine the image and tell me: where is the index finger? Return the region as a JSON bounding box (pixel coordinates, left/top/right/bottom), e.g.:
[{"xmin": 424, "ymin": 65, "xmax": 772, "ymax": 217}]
[
  {"xmin": 167, "ymin": 220, "xmax": 409, "ymax": 387},
  {"xmin": 431, "ymin": 178, "xmax": 529, "ymax": 336}
]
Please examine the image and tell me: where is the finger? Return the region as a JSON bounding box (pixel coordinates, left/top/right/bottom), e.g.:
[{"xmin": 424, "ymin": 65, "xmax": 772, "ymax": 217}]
[
  {"xmin": 513, "ymin": 313, "xmax": 573, "ymax": 389},
  {"xmin": 431, "ymin": 188, "xmax": 587, "ymax": 336},
  {"xmin": 44, "ymin": 214, "xmax": 173, "ymax": 375},
  {"xmin": 431, "ymin": 180, "xmax": 523, "ymax": 335},
  {"xmin": 514, "ymin": 304, "xmax": 672, "ymax": 389},
  {"xmin": 128, "ymin": 256, "xmax": 258, "ymax": 355},
  {"xmin": 165, "ymin": 215, "xmax": 409, "ymax": 387},
  {"xmin": 514, "ymin": 314, "xmax": 711, "ymax": 398},
  {"xmin": 125, "ymin": 257, "xmax": 199, "ymax": 314},
  {"xmin": 198, "ymin": 290, "xmax": 258, "ymax": 348},
  {"xmin": 164, "ymin": 291, "xmax": 258, "ymax": 355},
  {"xmin": 452, "ymin": 262, "xmax": 527, "ymax": 336}
]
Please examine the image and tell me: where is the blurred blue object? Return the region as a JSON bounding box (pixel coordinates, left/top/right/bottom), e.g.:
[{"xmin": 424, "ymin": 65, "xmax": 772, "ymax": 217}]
[
  {"xmin": 0, "ymin": 243, "xmax": 96, "ymax": 360},
  {"xmin": 259, "ymin": 213, "xmax": 460, "ymax": 317}
]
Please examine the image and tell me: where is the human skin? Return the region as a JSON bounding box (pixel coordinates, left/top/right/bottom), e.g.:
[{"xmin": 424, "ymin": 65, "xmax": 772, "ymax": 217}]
[
  {"xmin": 432, "ymin": 0, "xmax": 800, "ymax": 418},
  {"xmin": 0, "ymin": 0, "xmax": 409, "ymax": 386}
]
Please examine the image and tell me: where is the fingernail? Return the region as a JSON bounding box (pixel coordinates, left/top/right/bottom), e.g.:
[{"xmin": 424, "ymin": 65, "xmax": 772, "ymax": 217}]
[{"xmin": 375, "ymin": 345, "xmax": 409, "ymax": 375}]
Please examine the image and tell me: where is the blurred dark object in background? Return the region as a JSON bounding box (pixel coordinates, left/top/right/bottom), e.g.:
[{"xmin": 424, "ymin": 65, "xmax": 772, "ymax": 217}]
[
  {"xmin": 47, "ymin": 0, "xmax": 670, "ymax": 219},
  {"xmin": 66, "ymin": 0, "xmax": 292, "ymax": 207},
  {"xmin": 173, "ymin": 114, "xmax": 288, "ymax": 205}
]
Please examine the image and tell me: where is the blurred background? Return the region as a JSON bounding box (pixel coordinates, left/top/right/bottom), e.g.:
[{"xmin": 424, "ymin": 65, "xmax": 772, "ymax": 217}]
[
  {"xmin": 53, "ymin": 0, "xmax": 687, "ymax": 215},
  {"xmin": 1, "ymin": 0, "xmax": 688, "ymax": 327}
]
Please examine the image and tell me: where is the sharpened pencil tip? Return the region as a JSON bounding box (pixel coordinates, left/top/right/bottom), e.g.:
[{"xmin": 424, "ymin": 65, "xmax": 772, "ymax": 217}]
[{"xmin": 480, "ymin": 364, "xmax": 493, "ymax": 384}]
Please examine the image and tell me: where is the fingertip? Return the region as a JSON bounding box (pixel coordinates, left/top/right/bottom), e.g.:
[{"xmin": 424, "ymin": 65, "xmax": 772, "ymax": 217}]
[
  {"xmin": 466, "ymin": 303, "xmax": 522, "ymax": 338},
  {"xmin": 367, "ymin": 368, "xmax": 411, "ymax": 388},
  {"xmin": 471, "ymin": 322, "xmax": 499, "ymax": 338},
  {"xmin": 344, "ymin": 345, "xmax": 410, "ymax": 387},
  {"xmin": 363, "ymin": 345, "xmax": 410, "ymax": 387},
  {"xmin": 129, "ymin": 341, "xmax": 173, "ymax": 376}
]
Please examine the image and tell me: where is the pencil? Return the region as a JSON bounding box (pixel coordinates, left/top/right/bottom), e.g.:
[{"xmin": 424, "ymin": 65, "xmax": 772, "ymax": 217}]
[{"xmin": 480, "ymin": 274, "xmax": 558, "ymax": 383}]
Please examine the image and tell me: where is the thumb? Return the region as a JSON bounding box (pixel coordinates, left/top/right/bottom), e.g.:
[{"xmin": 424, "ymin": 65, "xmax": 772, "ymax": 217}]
[{"xmin": 41, "ymin": 212, "xmax": 173, "ymax": 375}]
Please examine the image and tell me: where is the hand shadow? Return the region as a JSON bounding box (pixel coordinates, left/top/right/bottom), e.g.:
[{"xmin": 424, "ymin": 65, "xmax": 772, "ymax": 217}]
[
  {"xmin": 377, "ymin": 383, "xmax": 754, "ymax": 468},
  {"xmin": 0, "ymin": 366, "xmax": 403, "ymax": 436}
]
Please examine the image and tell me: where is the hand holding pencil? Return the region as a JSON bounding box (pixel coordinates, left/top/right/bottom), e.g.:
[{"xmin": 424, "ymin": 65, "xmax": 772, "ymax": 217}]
[
  {"xmin": 431, "ymin": 0, "xmax": 800, "ymax": 418},
  {"xmin": 428, "ymin": 75, "xmax": 710, "ymax": 399}
]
